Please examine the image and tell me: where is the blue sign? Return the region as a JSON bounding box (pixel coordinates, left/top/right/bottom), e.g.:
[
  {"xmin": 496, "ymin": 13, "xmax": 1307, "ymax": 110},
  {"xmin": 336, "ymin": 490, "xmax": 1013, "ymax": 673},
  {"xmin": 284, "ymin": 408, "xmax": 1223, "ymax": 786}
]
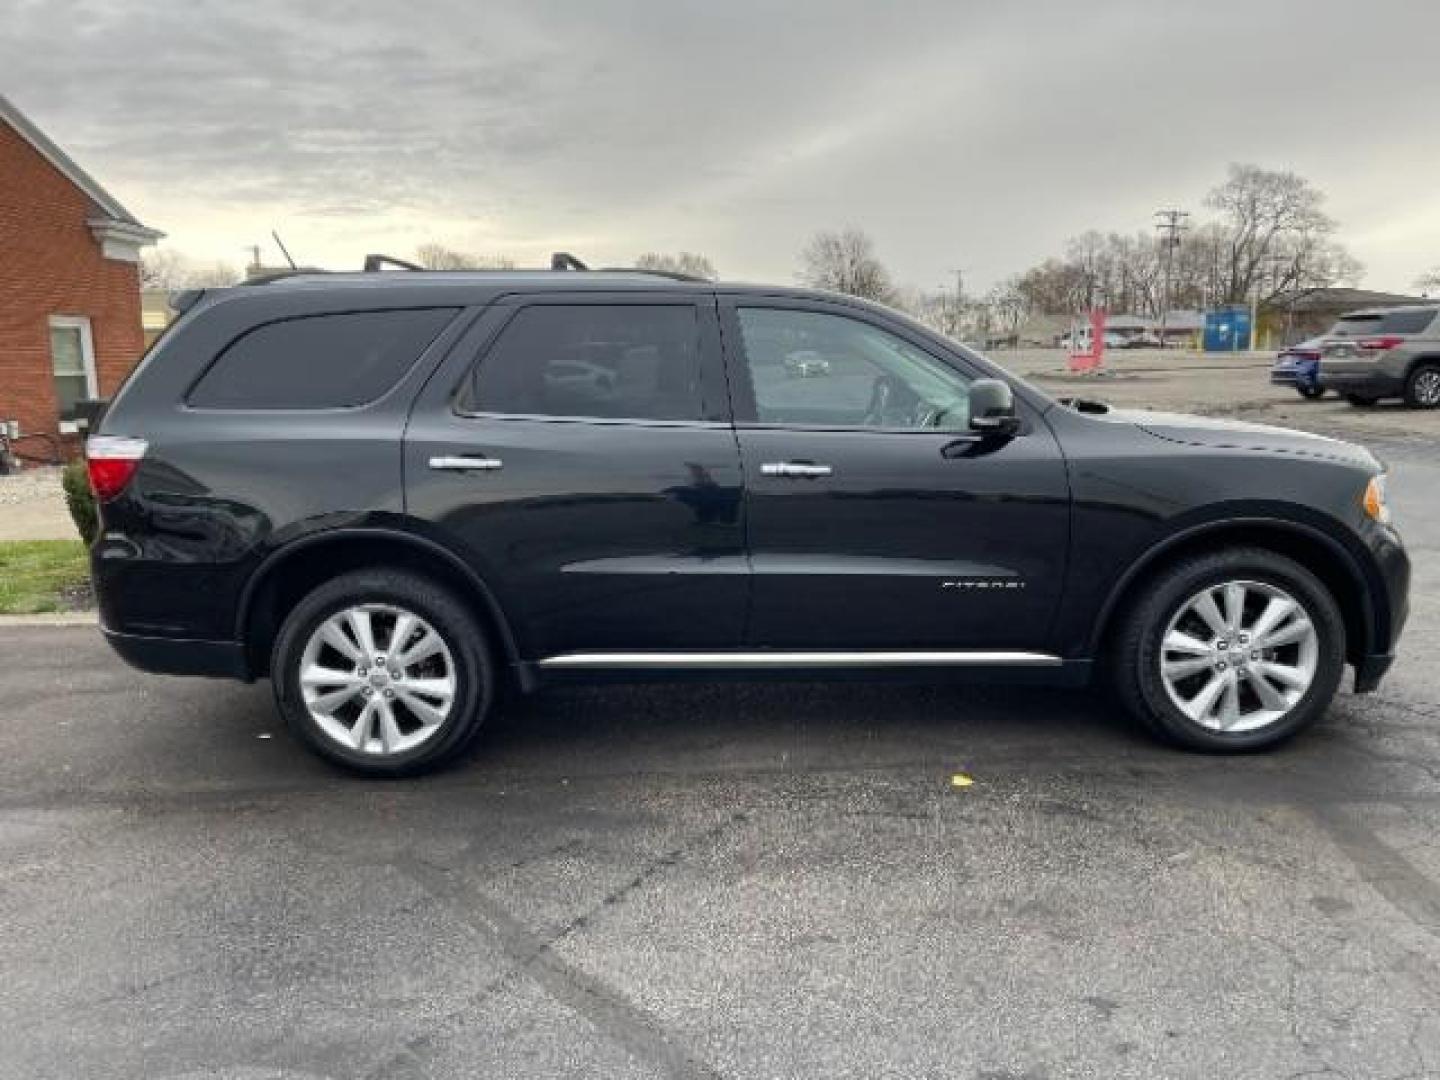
[{"xmin": 1203, "ymin": 307, "xmax": 1253, "ymax": 352}]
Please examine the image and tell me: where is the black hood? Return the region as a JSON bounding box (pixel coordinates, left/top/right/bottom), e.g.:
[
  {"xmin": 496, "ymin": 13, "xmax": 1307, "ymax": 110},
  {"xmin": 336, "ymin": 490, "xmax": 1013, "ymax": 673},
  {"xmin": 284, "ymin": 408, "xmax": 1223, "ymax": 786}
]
[{"xmin": 1104, "ymin": 408, "xmax": 1380, "ymax": 470}]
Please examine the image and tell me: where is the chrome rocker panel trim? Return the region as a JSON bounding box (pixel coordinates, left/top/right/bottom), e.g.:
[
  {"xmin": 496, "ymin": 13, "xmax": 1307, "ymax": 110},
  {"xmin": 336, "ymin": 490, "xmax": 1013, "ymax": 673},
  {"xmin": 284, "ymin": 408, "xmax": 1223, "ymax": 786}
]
[{"xmin": 537, "ymin": 650, "xmax": 1063, "ymax": 670}]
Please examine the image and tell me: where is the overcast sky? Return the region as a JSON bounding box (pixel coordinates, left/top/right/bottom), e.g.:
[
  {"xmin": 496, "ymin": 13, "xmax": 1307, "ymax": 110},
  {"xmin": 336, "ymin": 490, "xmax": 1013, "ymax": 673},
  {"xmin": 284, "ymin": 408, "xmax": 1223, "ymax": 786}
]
[{"xmin": 6, "ymin": 0, "xmax": 1439, "ymax": 292}]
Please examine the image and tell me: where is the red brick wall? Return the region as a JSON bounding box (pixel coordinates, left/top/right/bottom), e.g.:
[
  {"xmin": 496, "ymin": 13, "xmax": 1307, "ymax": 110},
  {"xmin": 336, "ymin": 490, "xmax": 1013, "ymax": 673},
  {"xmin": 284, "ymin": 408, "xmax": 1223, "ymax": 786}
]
[{"xmin": 0, "ymin": 120, "xmax": 145, "ymax": 460}]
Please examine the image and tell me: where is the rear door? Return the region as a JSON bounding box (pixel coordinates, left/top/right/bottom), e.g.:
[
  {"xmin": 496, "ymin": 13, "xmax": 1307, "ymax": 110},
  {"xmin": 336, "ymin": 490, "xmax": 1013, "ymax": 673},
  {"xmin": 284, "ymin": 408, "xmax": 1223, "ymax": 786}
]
[{"xmin": 404, "ymin": 291, "xmax": 747, "ymax": 659}]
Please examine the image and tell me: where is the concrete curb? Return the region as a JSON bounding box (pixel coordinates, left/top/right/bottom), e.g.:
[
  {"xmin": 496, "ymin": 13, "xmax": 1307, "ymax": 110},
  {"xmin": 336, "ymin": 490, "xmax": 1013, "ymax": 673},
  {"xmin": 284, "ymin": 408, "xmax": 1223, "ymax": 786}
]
[{"xmin": 0, "ymin": 612, "xmax": 99, "ymax": 628}]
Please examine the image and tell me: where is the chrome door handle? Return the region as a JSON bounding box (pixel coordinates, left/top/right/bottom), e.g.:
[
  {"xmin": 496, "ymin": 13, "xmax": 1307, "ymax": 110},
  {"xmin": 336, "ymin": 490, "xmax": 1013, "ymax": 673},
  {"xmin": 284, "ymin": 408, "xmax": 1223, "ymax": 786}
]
[
  {"xmin": 429, "ymin": 455, "xmax": 503, "ymax": 472},
  {"xmin": 760, "ymin": 461, "xmax": 832, "ymax": 479}
]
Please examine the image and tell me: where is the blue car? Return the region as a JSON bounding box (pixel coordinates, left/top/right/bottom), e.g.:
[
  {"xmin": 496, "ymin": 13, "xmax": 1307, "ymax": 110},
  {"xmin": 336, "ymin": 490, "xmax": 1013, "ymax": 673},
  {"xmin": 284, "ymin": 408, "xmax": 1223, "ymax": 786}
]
[{"xmin": 1270, "ymin": 339, "xmax": 1325, "ymax": 399}]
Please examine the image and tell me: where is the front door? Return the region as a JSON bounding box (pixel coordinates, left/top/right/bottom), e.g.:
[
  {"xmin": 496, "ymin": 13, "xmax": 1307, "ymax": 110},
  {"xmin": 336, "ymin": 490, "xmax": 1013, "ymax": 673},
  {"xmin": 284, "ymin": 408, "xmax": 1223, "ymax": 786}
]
[
  {"xmin": 721, "ymin": 299, "xmax": 1070, "ymax": 650},
  {"xmin": 405, "ymin": 293, "xmax": 746, "ymax": 659}
]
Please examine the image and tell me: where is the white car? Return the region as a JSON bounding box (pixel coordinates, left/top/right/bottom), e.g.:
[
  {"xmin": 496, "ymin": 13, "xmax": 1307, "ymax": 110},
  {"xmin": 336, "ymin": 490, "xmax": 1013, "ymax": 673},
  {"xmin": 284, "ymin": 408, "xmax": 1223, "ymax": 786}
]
[
  {"xmin": 784, "ymin": 350, "xmax": 832, "ymax": 378},
  {"xmin": 1059, "ymin": 330, "xmax": 1127, "ymax": 351}
]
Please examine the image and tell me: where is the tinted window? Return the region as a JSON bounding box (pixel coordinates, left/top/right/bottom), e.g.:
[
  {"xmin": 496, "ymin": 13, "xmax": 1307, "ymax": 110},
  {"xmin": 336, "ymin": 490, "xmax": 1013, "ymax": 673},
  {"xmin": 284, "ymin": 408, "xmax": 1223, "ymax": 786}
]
[
  {"xmin": 466, "ymin": 305, "xmax": 704, "ymax": 421},
  {"xmin": 736, "ymin": 308, "xmax": 972, "ymax": 430},
  {"xmin": 1331, "ymin": 309, "xmax": 1438, "ymax": 336},
  {"xmin": 189, "ymin": 308, "xmax": 456, "ymax": 409}
]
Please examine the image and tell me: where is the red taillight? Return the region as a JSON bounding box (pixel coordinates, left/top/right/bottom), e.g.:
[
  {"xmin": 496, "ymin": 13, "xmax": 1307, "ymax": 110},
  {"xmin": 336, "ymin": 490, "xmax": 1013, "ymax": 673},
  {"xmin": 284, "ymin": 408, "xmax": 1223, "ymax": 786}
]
[
  {"xmin": 1358, "ymin": 335, "xmax": 1405, "ymax": 351},
  {"xmin": 85, "ymin": 435, "xmax": 147, "ymax": 501}
]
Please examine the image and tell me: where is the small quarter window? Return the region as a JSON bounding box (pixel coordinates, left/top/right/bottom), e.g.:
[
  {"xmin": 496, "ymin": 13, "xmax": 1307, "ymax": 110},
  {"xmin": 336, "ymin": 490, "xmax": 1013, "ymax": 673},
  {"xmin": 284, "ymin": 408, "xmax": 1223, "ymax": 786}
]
[
  {"xmin": 189, "ymin": 308, "xmax": 456, "ymax": 410},
  {"xmin": 463, "ymin": 305, "xmax": 704, "ymax": 421}
]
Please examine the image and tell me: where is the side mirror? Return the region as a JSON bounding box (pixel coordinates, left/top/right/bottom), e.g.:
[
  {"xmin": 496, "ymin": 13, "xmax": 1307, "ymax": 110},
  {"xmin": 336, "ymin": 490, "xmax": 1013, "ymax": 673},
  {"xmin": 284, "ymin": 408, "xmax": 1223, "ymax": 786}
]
[{"xmin": 968, "ymin": 379, "xmax": 1020, "ymax": 437}]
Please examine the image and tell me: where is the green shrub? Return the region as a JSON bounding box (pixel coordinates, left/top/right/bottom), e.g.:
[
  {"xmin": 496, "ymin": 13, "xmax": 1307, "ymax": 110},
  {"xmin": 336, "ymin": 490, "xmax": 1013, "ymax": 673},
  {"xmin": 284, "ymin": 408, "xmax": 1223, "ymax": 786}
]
[{"xmin": 62, "ymin": 460, "xmax": 98, "ymax": 545}]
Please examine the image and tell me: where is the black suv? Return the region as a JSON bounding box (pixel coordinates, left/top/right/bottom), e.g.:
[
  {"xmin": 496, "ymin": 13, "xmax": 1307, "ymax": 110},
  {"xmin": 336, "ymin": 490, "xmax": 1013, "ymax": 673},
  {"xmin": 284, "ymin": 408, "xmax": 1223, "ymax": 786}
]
[{"xmin": 88, "ymin": 265, "xmax": 1410, "ymax": 775}]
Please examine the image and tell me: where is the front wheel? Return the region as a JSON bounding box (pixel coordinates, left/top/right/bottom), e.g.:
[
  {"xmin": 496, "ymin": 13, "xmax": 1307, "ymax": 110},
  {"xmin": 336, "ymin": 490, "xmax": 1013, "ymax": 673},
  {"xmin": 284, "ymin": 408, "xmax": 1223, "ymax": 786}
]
[
  {"xmin": 1112, "ymin": 548, "xmax": 1345, "ymax": 751},
  {"xmin": 272, "ymin": 569, "xmax": 494, "ymax": 776},
  {"xmin": 1296, "ymin": 384, "xmax": 1324, "ymax": 400}
]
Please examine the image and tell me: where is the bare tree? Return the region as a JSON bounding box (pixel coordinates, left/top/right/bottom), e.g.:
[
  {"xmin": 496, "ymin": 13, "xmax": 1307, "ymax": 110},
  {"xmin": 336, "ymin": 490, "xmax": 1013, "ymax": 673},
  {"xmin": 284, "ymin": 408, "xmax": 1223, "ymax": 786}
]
[
  {"xmin": 1417, "ymin": 267, "xmax": 1440, "ymax": 296},
  {"xmin": 141, "ymin": 250, "xmax": 242, "ymax": 290},
  {"xmin": 798, "ymin": 228, "xmax": 895, "ymax": 302},
  {"xmin": 634, "ymin": 252, "xmax": 718, "ymax": 280},
  {"xmin": 1008, "ymin": 165, "xmax": 1362, "ymax": 318},
  {"xmin": 1204, "ymin": 164, "xmax": 1348, "ymax": 304},
  {"xmin": 986, "ymin": 277, "xmax": 1027, "ymax": 341},
  {"xmin": 413, "ymin": 243, "xmax": 516, "ymax": 270},
  {"xmin": 1014, "ymin": 258, "xmax": 1090, "ymax": 318},
  {"xmin": 911, "ymin": 287, "xmax": 971, "ymax": 340}
]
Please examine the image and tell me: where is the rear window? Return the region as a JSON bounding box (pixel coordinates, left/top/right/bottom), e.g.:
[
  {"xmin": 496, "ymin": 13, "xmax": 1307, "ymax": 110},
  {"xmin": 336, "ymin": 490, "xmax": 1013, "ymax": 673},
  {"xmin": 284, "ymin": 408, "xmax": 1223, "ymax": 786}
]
[
  {"xmin": 461, "ymin": 304, "xmax": 705, "ymax": 421},
  {"xmin": 189, "ymin": 308, "xmax": 456, "ymax": 410},
  {"xmin": 1329, "ymin": 309, "xmax": 1438, "ymax": 337}
]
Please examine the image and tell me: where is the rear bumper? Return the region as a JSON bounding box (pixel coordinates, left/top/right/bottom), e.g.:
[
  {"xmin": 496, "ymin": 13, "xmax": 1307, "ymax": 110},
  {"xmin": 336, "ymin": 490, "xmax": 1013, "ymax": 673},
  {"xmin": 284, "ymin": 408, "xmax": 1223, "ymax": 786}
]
[
  {"xmin": 102, "ymin": 626, "xmax": 251, "ymax": 680},
  {"xmin": 1270, "ymin": 361, "xmax": 1317, "ymax": 389}
]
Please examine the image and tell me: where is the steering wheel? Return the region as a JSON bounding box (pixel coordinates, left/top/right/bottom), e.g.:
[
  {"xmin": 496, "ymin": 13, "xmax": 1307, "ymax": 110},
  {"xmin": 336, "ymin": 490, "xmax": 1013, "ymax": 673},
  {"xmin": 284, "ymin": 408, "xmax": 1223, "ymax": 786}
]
[{"xmin": 862, "ymin": 375, "xmax": 920, "ymax": 428}]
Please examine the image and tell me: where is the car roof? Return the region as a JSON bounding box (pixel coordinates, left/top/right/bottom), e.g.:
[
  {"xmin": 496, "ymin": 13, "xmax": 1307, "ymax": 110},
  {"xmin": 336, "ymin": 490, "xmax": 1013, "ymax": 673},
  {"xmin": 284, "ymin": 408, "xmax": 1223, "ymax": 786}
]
[{"xmin": 180, "ymin": 270, "xmax": 897, "ymax": 321}]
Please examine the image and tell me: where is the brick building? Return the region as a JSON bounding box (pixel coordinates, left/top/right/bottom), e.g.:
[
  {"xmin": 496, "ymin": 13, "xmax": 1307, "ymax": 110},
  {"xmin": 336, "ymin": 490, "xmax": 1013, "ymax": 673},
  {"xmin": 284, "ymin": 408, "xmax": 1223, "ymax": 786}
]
[{"xmin": 0, "ymin": 93, "xmax": 161, "ymax": 461}]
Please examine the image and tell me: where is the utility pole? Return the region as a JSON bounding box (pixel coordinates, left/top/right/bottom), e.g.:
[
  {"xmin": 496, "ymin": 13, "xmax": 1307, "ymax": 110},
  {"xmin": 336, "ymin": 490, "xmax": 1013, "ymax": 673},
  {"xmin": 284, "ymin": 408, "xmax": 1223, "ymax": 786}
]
[
  {"xmin": 1154, "ymin": 209, "xmax": 1189, "ymax": 348},
  {"xmin": 945, "ymin": 269, "xmax": 966, "ymax": 340},
  {"xmin": 1258, "ymin": 253, "xmax": 1288, "ymax": 349}
]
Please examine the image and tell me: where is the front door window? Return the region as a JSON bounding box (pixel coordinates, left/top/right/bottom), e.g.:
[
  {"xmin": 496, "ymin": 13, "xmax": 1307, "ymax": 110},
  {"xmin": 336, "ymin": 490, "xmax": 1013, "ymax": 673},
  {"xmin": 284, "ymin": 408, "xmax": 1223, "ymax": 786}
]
[{"xmin": 735, "ymin": 307, "xmax": 972, "ymax": 430}]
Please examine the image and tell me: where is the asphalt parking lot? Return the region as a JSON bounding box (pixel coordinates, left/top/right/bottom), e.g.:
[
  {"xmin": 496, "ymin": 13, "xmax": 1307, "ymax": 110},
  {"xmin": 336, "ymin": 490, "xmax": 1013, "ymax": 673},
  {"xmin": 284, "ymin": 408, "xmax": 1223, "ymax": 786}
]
[{"xmin": 2, "ymin": 424, "xmax": 1439, "ymax": 1079}]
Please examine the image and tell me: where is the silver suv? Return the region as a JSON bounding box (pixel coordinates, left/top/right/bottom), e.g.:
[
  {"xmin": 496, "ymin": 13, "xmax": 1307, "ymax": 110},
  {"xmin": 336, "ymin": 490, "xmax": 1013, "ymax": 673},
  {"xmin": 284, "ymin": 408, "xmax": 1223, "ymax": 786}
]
[{"xmin": 1317, "ymin": 304, "xmax": 1440, "ymax": 408}]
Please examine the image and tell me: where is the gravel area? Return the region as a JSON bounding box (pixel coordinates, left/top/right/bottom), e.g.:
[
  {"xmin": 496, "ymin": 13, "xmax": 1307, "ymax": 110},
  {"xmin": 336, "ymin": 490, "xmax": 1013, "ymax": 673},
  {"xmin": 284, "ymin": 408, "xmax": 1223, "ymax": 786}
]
[{"xmin": 0, "ymin": 466, "xmax": 73, "ymax": 541}]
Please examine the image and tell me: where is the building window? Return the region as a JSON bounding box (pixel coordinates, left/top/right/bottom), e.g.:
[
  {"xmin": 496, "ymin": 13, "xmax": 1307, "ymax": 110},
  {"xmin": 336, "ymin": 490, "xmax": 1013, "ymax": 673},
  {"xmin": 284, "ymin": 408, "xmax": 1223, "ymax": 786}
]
[{"xmin": 48, "ymin": 316, "xmax": 98, "ymax": 432}]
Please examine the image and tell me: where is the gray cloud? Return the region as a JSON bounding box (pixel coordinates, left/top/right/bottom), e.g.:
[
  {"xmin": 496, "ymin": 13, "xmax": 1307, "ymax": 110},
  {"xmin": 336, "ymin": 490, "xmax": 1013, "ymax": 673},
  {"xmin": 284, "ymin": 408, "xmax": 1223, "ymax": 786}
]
[{"xmin": 5, "ymin": 0, "xmax": 1439, "ymax": 289}]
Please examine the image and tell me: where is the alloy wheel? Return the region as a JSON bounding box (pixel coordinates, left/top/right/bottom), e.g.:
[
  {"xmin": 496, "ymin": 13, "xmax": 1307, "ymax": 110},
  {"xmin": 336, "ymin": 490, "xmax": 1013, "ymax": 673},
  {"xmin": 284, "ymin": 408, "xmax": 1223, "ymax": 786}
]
[
  {"xmin": 298, "ymin": 604, "xmax": 457, "ymax": 755},
  {"xmin": 1413, "ymin": 368, "xmax": 1440, "ymax": 407},
  {"xmin": 1158, "ymin": 580, "xmax": 1318, "ymax": 733}
]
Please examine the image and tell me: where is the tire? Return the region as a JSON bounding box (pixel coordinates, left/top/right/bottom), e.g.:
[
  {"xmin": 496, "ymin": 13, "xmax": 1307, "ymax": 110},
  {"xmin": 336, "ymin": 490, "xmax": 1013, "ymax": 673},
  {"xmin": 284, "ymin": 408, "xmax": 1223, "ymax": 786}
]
[
  {"xmin": 1403, "ymin": 362, "xmax": 1440, "ymax": 409},
  {"xmin": 271, "ymin": 568, "xmax": 494, "ymax": 776},
  {"xmin": 1111, "ymin": 547, "xmax": 1345, "ymax": 752},
  {"xmin": 1344, "ymin": 394, "xmax": 1377, "ymax": 407},
  {"xmin": 1296, "ymin": 384, "xmax": 1324, "ymax": 400}
]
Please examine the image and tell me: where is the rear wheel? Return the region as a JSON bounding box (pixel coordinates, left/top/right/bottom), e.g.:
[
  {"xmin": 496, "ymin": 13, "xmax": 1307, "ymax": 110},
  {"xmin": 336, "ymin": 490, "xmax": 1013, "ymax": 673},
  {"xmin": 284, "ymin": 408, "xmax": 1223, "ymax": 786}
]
[
  {"xmin": 1403, "ymin": 363, "xmax": 1440, "ymax": 409},
  {"xmin": 1112, "ymin": 548, "xmax": 1345, "ymax": 751},
  {"xmin": 272, "ymin": 568, "xmax": 493, "ymax": 776}
]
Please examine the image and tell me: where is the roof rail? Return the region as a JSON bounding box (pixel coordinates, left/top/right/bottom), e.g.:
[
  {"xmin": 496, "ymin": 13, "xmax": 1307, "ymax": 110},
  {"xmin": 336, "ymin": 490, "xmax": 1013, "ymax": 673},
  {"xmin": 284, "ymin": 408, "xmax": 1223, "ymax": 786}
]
[
  {"xmin": 596, "ymin": 266, "xmax": 709, "ymax": 283},
  {"xmin": 238, "ymin": 252, "xmax": 713, "ymax": 285},
  {"xmin": 242, "ymin": 269, "xmax": 322, "ymax": 286},
  {"xmin": 363, "ymin": 254, "xmax": 424, "ymax": 272}
]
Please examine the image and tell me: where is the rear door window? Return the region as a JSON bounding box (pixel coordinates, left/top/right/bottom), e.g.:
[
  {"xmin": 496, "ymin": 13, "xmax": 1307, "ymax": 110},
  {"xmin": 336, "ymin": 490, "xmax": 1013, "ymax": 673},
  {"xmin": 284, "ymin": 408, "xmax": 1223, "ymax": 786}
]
[
  {"xmin": 189, "ymin": 308, "xmax": 456, "ymax": 409},
  {"xmin": 462, "ymin": 304, "xmax": 705, "ymax": 421}
]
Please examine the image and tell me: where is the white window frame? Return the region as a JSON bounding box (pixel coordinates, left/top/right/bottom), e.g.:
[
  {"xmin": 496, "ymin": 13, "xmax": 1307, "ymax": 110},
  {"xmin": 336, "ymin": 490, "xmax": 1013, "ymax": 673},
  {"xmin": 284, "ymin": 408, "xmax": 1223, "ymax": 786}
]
[{"xmin": 48, "ymin": 315, "xmax": 98, "ymax": 434}]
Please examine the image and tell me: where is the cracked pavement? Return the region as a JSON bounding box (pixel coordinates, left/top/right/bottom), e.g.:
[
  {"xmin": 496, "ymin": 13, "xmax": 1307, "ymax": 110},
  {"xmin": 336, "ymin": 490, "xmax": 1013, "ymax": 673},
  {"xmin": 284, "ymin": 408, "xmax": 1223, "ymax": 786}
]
[{"xmin": 1, "ymin": 433, "xmax": 1438, "ymax": 1079}]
